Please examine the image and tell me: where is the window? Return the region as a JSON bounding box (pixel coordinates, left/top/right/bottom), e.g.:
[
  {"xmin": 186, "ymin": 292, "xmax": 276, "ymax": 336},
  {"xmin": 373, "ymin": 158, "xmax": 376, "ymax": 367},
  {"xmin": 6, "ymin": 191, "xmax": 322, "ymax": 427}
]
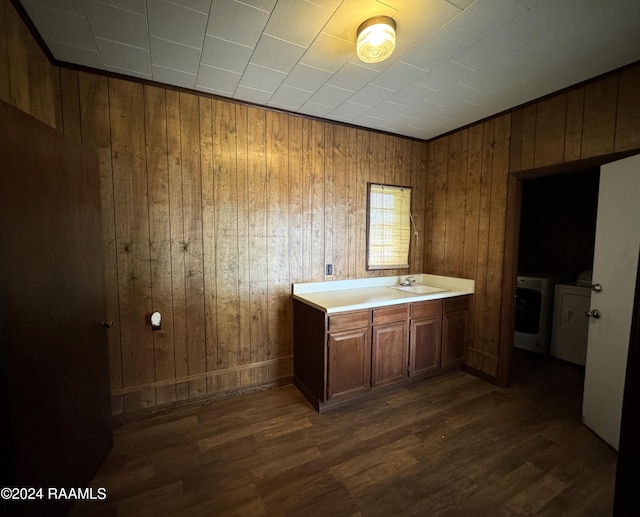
[{"xmin": 366, "ymin": 183, "xmax": 413, "ymax": 270}]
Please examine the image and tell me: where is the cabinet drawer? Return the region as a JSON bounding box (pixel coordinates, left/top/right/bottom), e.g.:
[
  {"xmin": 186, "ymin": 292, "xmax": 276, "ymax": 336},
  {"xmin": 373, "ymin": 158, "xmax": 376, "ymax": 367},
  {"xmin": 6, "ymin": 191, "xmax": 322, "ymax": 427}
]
[
  {"xmin": 328, "ymin": 310, "xmax": 370, "ymax": 332},
  {"xmin": 411, "ymin": 299, "xmax": 442, "ymax": 319},
  {"xmin": 373, "ymin": 304, "xmax": 408, "ymax": 325},
  {"xmin": 444, "ymin": 296, "xmax": 470, "ymax": 313}
]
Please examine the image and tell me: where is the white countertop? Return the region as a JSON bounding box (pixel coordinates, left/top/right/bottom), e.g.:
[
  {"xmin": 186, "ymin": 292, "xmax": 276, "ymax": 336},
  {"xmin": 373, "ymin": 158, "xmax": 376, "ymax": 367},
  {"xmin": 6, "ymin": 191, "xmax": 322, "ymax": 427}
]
[{"xmin": 292, "ymin": 274, "xmax": 474, "ymax": 313}]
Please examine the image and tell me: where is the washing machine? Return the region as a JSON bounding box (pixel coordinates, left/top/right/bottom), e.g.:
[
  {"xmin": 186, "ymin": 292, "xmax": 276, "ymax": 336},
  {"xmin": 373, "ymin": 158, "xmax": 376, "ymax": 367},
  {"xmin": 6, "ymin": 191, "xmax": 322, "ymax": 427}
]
[
  {"xmin": 550, "ymin": 278, "xmax": 592, "ymax": 366},
  {"xmin": 514, "ymin": 274, "xmax": 566, "ymax": 354}
]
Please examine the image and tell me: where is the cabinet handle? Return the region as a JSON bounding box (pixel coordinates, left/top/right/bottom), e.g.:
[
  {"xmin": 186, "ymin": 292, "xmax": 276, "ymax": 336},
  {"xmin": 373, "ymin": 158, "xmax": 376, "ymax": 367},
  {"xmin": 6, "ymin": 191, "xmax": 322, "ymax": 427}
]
[{"xmin": 585, "ymin": 310, "xmax": 601, "ymax": 319}]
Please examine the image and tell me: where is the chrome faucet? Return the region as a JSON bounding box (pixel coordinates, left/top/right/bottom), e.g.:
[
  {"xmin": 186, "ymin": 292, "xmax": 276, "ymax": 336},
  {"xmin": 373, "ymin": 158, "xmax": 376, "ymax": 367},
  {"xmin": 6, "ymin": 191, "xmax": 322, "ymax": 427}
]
[{"xmin": 400, "ymin": 276, "xmax": 415, "ymax": 286}]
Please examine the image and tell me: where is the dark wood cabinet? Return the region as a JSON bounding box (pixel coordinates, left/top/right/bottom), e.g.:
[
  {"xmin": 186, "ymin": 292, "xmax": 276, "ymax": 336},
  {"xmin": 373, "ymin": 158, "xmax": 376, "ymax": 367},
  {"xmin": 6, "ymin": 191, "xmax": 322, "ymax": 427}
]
[
  {"xmin": 328, "ymin": 326, "xmax": 371, "ymax": 399},
  {"xmin": 409, "ymin": 315, "xmax": 442, "ymax": 376},
  {"xmin": 372, "ymin": 305, "xmax": 409, "ymax": 387},
  {"xmin": 409, "ymin": 299, "xmax": 442, "ymax": 377},
  {"xmin": 293, "ymin": 295, "xmax": 471, "ymax": 412}
]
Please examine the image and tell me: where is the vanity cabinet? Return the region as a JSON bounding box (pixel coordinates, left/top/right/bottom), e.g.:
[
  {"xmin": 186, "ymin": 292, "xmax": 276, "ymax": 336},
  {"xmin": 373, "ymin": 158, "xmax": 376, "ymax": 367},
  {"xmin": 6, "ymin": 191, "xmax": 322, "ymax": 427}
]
[
  {"xmin": 409, "ymin": 300, "xmax": 442, "ymax": 377},
  {"xmin": 293, "ymin": 294, "xmax": 471, "ymax": 412},
  {"xmin": 327, "ymin": 311, "xmax": 371, "ymax": 400},
  {"xmin": 372, "ymin": 305, "xmax": 409, "ymax": 388}
]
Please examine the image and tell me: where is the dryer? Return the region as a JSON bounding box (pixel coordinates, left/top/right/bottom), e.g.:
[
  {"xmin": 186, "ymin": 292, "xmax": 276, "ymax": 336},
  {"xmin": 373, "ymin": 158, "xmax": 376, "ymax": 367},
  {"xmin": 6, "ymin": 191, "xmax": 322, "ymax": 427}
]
[
  {"xmin": 514, "ymin": 274, "xmax": 565, "ymax": 354},
  {"xmin": 551, "ymin": 283, "xmax": 592, "ymax": 365}
]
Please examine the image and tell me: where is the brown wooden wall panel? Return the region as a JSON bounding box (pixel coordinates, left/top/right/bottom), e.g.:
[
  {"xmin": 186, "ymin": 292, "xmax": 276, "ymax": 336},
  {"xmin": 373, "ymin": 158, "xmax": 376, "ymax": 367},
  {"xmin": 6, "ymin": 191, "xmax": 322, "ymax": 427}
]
[
  {"xmin": 144, "ymin": 85, "xmax": 176, "ymax": 407},
  {"xmin": 533, "ymin": 94, "xmax": 566, "ymax": 168},
  {"xmin": 563, "ymin": 87, "xmax": 584, "ymax": 162},
  {"xmin": 0, "ymin": 0, "xmax": 61, "ymax": 128},
  {"xmin": 109, "ymin": 79, "xmax": 156, "ymax": 412},
  {"xmin": 581, "ymin": 75, "xmax": 618, "ymax": 158},
  {"xmin": 443, "ymin": 129, "xmax": 467, "ymax": 277},
  {"xmin": 615, "ymin": 65, "xmax": 640, "ymax": 152}
]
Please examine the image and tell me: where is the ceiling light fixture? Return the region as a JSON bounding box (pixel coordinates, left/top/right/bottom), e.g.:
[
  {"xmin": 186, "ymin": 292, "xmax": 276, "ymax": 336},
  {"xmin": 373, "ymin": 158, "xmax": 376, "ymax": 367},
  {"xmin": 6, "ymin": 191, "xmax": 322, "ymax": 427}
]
[{"xmin": 356, "ymin": 16, "xmax": 396, "ymax": 64}]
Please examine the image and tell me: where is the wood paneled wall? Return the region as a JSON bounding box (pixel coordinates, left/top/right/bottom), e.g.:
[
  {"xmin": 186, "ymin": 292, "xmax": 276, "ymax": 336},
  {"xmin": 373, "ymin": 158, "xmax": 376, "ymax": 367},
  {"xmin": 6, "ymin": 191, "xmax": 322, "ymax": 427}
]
[
  {"xmin": 3, "ymin": 0, "xmax": 639, "ymax": 411},
  {"xmin": 63, "ymin": 76, "xmax": 427, "ymax": 414},
  {"xmin": 423, "ymin": 116, "xmax": 512, "ymax": 378},
  {"xmin": 424, "ymin": 62, "xmax": 640, "ymax": 382},
  {"xmin": 0, "ymin": 0, "xmax": 61, "ymax": 129}
]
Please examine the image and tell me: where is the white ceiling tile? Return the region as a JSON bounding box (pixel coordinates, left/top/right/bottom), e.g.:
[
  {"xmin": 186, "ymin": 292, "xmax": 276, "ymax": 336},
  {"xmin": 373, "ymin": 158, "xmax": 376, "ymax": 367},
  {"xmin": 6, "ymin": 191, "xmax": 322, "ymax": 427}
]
[
  {"xmin": 308, "ymin": 0, "xmax": 343, "ymax": 8},
  {"xmin": 206, "ymin": 0, "xmax": 270, "ymax": 48},
  {"xmin": 239, "ymin": 63, "xmax": 286, "ymax": 93},
  {"xmin": 299, "ymin": 32, "xmax": 353, "ymax": 73},
  {"xmin": 250, "ymin": 34, "xmax": 306, "ymax": 73},
  {"xmin": 370, "ymin": 61, "xmax": 425, "ymax": 91},
  {"xmin": 17, "ymin": 0, "xmax": 640, "ymax": 141},
  {"xmin": 22, "ymin": 2, "xmax": 95, "ymax": 49},
  {"xmin": 387, "ymin": 83, "xmax": 431, "ymax": 106},
  {"xmin": 326, "ymin": 62, "xmax": 379, "ymax": 92},
  {"xmin": 196, "ymin": 63, "xmax": 241, "ymax": 93},
  {"xmin": 240, "ymin": 0, "xmax": 277, "ymax": 11},
  {"xmin": 26, "ymin": 0, "xmax": 83, "ymax": 15},
  {"xmin": 200, "ymin": 36, "xmax": 252, "ymax": 73},
  {"xmin": 446, "ymin": 0, "xmax": 476, "ymax": 7},
  {"xmin": 414, "ymin": 60, "xmax": 475, "ymax": 92},
  {"xmin": 148, "ymin": 0, "xmax": 208, "ymax": 48},
  {"xmin": 441, "ymin": 0, "xmax": 527, "ymax": 46},
  {"xmin": 168, "ymin": 0, "xmax": 212, "ymax": 15},
  {"xmin": 327, "ymin": 101, "xmax": 371, "ymax": 121},
  {"xmin": 450, "ymin": 29, "xmax": 523, "ymax": 72},
  {"xmin": 400, "ymin": 31, "xmax": 468, "ymax": 70},
  {"xmin": 95, "ymin": 38, "xmax": 151, "ymax": 74},
  {"xmin": 90, "ymin": 0, "xmax": 146, "ymax": 15},
  {"xmin": 394, "ymin": 0, "xmax": 463, "ymax": 46},
  {"xmin": 281, "ymin": 63, "xmax": 332, "ymax": 91},
  {"xmin": 347, "ymin": 84, "xmax": 395, "ymax": 107},
  {"xmin": 268, "ymin": 85, "xmax": 314, "ymax": 110},
  {"xmin": 377, "ymin": 0, "xmax": 412, "ymax": 9},
  {"xmin": 308, "ymin": 84, "xmax": 354, "ymax": 107},
  {"xmin": 83, "ymin": 0, "xmax": 149, "ymax": 49},
  {"xmin": 364, "ymin": 100, "xmax": 408, "ymax": 119},
  {"xmin": 46, "ymin": 39, "xmax": 102, "ymax": 67},
  {"xmin": 150, "ymin": 37, "xmax": 202, "ymax": 73},
  {"xmin": 263, "ymin": 0, "xmax": 335, "ymax": 47},
  {"xmin": 322, "ymin": 0, "xmax": 397, "ymax": 43},
  {"xmin": 234, "ymin": 85, "xmax": 273, "ymax": 104},
  {"xmin": 152, "ymin": 64, "xmax": 197, "ymax": 88},
  {"xmin": 299, "ymin": 101, "xmax": 335, "ymax": 117}
]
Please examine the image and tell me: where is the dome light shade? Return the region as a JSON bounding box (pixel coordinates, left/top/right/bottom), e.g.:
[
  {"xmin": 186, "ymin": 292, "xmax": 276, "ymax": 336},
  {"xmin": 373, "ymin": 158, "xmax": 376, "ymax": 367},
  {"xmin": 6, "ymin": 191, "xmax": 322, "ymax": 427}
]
[{"xmin": 356, "ymin": 16, "xmax": 396, "ymax": 63}]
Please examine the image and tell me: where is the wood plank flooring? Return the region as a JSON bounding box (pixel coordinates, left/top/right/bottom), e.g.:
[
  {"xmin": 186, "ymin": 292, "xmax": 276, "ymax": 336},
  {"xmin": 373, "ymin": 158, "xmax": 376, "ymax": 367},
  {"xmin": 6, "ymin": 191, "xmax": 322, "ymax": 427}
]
[{"xmin": 71, "ymin": 350, "xmax": 616, "ymax": 516}]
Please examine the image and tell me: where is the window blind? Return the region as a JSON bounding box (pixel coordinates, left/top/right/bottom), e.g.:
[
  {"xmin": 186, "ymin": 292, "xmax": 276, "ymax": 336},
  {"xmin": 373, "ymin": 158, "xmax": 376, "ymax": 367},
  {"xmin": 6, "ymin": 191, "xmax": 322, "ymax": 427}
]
[{"xmin": 367, "ymin": 184, "xmax": 411, "ymax": 269}]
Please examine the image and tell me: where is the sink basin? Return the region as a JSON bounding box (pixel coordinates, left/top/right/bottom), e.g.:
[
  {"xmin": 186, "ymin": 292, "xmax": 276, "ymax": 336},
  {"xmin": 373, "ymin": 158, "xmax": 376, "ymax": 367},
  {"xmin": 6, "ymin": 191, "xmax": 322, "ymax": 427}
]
[{"xmin": 388, "ymin": 285, "xmax": 450, "ymax": 295}]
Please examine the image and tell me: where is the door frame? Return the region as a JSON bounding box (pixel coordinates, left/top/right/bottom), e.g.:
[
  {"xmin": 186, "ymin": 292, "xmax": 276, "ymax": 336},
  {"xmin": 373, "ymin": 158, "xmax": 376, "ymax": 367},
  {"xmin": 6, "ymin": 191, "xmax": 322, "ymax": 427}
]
[{"xmin": 497, "ymin": 150, "xmax": 640, "ymax": 388}]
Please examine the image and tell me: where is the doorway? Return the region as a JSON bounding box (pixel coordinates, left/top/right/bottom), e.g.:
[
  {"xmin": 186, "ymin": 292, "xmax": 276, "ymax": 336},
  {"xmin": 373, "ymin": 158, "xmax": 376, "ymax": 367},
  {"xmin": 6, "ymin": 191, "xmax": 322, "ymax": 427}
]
[{"xmin": 510, "ymin": 167, "xmax": 600, "ymax": 409}]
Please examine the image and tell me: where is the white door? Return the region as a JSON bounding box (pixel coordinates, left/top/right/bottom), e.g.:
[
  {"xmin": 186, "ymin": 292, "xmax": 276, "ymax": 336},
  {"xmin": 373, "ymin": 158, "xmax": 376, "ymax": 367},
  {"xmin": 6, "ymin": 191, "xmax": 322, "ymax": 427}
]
[{"xmin": 582, "ymin": 154, "xmax": 640, "ymax": 450}]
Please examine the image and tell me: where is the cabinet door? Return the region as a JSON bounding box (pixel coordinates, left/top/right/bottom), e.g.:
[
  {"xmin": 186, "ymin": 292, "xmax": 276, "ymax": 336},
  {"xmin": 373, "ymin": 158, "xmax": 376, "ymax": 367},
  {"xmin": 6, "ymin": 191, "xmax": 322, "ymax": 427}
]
[
  {"xmin": 442, "ymin": 310, "xmax": 468, "ymax": 367},
  {"xmin": 372, "ymin": 321, "xmax": 408, "ymax": 387},
  {"xmin": 409, "ymin": 315, "xmax": 441, "ymax": 376},
  {"xmin": 327, "ymin": 328, "xmax": 371, "ymax": 400}
]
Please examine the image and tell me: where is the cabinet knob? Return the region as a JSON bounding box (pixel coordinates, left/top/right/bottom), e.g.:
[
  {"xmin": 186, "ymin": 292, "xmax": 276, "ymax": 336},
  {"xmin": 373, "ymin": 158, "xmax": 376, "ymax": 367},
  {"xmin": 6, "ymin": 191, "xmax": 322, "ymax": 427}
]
[
  {"xmin": 101, "ymin": 320, "xmax": 114, "ymax": 328},
  {"xmin": 591, "ymin": 283, "xmax": 602, "ymax": 292},
  {"xmin": 585, "ymin": 309, "xmax": 601, "ymax": 319}
]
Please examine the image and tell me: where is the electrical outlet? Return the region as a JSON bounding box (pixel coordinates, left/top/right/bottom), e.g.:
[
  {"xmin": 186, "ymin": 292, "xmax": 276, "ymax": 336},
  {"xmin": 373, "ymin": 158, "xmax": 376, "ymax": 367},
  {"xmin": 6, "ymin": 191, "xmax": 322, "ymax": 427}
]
[{"xmin": 326, "ymin": 264, "xmax": 333, "ymax": 275}]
